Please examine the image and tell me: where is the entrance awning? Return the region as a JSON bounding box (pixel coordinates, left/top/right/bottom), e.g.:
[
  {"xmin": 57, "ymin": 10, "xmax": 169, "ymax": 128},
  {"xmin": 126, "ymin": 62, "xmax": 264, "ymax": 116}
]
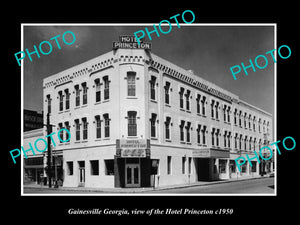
[{"xmin": 193, "ymin": 148, "xmax": 230, "ymax": 158}]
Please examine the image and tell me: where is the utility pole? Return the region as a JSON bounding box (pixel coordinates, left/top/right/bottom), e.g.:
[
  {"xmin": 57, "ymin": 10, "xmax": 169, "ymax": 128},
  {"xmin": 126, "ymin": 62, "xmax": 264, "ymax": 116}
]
[{"xmin": 46, "ymin": 112, "xmax": 54, "ymax": 188}]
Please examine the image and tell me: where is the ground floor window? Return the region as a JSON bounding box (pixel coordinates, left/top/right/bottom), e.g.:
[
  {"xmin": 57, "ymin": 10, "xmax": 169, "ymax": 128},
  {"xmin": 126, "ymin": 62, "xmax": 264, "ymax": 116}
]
[
  {"xmin": 219, "ymin": 159, "xmax": 227, "ymax": 174},
  {"xmin": 251, "ymin": 161, "xmax": 257, "ymax": 172},
  {"xmin": 90, "ymin": 160, "xmax": 99, "ymax": 175},
  {"xmin": 105, "ymin": 160, "xmax": 114, "ymax": 175},
  {"xmin": 67, "ymin": 161, "xmax": 73, "ymax": 175},
  {"xmin": 241, "ymin": 161, "xmax": 247, "ymax": 173},
  {"xmin": 229, "ymin": 160, "xmax": 236, "ymax": 173}
]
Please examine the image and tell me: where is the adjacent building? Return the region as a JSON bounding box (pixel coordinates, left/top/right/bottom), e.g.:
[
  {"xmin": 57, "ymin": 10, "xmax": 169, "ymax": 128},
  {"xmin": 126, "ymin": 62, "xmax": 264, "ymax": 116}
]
[{"xmin": 28, "ymin": 37, "xmax": 273, "ymax": 188}]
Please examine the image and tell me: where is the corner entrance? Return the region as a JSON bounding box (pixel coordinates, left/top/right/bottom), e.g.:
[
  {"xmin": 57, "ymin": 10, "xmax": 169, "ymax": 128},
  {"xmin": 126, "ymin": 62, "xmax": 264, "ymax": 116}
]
[{"xmin": 125, "ymin": 158, "xmax": 140, "ymax": 187}]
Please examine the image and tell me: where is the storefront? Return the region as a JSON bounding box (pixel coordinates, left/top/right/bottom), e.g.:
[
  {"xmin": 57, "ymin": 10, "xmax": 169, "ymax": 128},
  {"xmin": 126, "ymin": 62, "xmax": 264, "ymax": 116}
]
[{"xmin": 115, "ymin": 139, "xmax": 153, "ymax": 188}]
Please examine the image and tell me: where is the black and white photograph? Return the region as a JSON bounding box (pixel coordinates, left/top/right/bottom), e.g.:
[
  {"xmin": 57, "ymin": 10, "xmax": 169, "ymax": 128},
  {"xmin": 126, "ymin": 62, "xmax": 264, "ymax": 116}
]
[
  {"xmin": 3, "ymin": 5, "xmax": 298, "ymax": 221},
  {"xmin": 21, "ymin": 24, "xmax": 275, "ymax": 195}
]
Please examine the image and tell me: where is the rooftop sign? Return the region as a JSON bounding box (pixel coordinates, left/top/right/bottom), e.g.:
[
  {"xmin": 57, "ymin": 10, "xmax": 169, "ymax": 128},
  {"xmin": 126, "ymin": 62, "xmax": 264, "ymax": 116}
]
[{"xmin": 112, "ymin": 35, "xmax": 151, "ymax": 50}]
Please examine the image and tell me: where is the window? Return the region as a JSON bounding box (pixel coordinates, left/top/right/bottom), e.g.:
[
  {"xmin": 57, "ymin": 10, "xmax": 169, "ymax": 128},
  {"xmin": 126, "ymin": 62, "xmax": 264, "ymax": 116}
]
[
  {"xmin": 215, "ymin": 102, "xmax": 219, "ymax": 120},
  {"xmin": 82, "ymin": 82, "xmax": 87, "ymax": 105},
  {"xmin": 186, "ymin": 122, "xmax": 191, "ymax": 143},
  {"xmin": 234, "ymin": 109, "xmax": 237, "ymax": 125},
  {"xmin": 185, "ymin": 90, "xmax": 191, "ymax": 111},
  {"xmin": 82, "ymin": 117, "xmax": 88, "ymax": 140},
  {"xmin": 219, "ymin": 159, "xmax": 226, "ymax": 174},
  {"xmin": 164, "ymin": 82, "xmax": 170, "ymax": 104},
  {"xmin": 223, "ymin": 105, "xmax": 227, "ymax": 122},
  {"xmin": 244, "ymin": 136, "xmax": 248, "ymax": 150},
  {"xmin": 95, "ymin": 79, "xmax": 101, "ymax": 102},
  {"xmin": 65, "ymin": 89, "xmax": 70, "ymax": 110},
  {"xmin": 167, "ymin": 156, "xmax": 172, "ymax": 175},
  {"xmin": 95, "ymin": 116, "xmax": 101, "ymax": 139},
  {"xmin": 202, "ymin": 126, "xmax": 206, "ymax": 145},
  {"xmin": 75, "ymin": 85, "xmax": 80, "ymax": 107},
  {"xmin": 251, "ymin": 161, "xmax": 257, "ymax": 172},
  {"xmin": 211, "ymin": 100, "xmax": 215, "ymax": 118},
  {"xmin": 46, "ymin": 94, "xmax": 51, "ymax": 114},
  {"xmin": 180, "ymin": 120, "xmax": 185, "ymax": 142},
  {"xmin": 103, "ymin": 76, "xmax": 109, "ymax": 100},
  {"xmin": 197, "ymin": 124, "xmax": 201, "ymax": 144},
  {"xmin": 196, "ymin": 94, "xmax": 201, "ymax": 114},
  {"xmin": 215, "ymin": 129, "xmax": 220, "ymax": 147},
  {"xmin": 179, "ymin": 87, "xmax": 184, "ymax": 109},
  {"xmin": 253, "ymin": 116, "xmax": 256, "ymax": 131},
  {"xmin": 211, "ymin": 128, "xmax": 215, "ymax": 146},
  {"xmin": 75, "ymin": 119, "xmax": 80, "ymax": 141},
  {"xmin": 127, "ymin": 72, "xmax": 136, "ymax": 96},
  {"xmin": 224, "ymin": 131, "xmax": 227, "ymax": 147},
  {"xmin": 90, "ymin": 160, "xmax": 99, "ymax": 175},
  {"xmin": 227, "ymin": 107, "xmax": 230, "ymax": 123},
  {"xmin": 239, "ymin": 135, "xmax": 243, "ymax": 150},
  {"xmin": 234, "ymin": 133, "xmax": 238, "ymax": 149},
  {"xmin": 103, "ymin": 114, "xmax": 110, "ymax": 138},
  {"xmin": 201, "ymin": 96, "xmax": 206, "ymax": 115},
  {"xmin": 58, "ymin": 91, "xmax": 63, "ymax": 111},
  {"xmin": 65, "ymin": 121, "xmax": 70, "ymax": 142},
  {"xmin": 150, "ymin": 76, "xmax": 156, "ymax": 100},
  {"xmin": 227, "ymin": 132, "xmax": 231, "ymax": 148},
  {"xmin": 58, "ymin": 123, "xmax": 63, "ymax": 142},
  {"xmin": 244, "ymin": 113, "xmax": 247, "ymax": 128},
  {"xmin": 128, "ymin": 111, "xmax": 137, "ymax": 136},
  {"xmin": 150, "ymin": 113, "xmax": 157, "ymax": 138},
  {"xmin": 230, "ymin": 160, "xmax": 236, "ymax": 173},
  {"xmin": 249, "ymin": 115, "xmax": 251, "ymax": 129},
  {"xmin": 182, "ymin": 157, "xmax": 186, "ymax": 174},
  {"xmin": 249, "ymin": 137, "xmax": 252, "ymax": 151},
  {"xmin": 67, "ymin": 161, "xmax": 73, "ymax": 175},
  {"xmin": 104, "ymin": 160, "xmax": 114, "ymax": 175},
  {"xmin": 188, "ymin": 157, "xmax": 192, "ymax": 174},
  {"xmin": 239, "ymin": 110, "xmax": 242, "ymax": 127},
  {"xmin": 165, "ymin": 117, "xmax": 171, "ymax": 140}
]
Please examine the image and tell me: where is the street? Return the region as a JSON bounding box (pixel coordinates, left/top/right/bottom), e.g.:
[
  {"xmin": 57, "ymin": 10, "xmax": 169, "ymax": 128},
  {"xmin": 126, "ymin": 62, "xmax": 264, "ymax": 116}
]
[
  {"xmin": 23, "ymin": 177, "xmax": 274, "ymax": 194},
  {"xmin": 148, "ymin": 177, "xmax": 275, "ymax": 194}
]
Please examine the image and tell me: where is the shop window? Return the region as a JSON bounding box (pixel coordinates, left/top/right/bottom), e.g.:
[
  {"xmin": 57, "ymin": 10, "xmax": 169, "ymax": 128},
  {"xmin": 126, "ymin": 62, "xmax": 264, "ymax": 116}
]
[
  {"xmin": 251, "ymin": 161, "xmax": 257, "ymax": 172},
  {"xmin": 104, "ymin": 160, "xmax": 114, "ymax": 175},
  {"xmin": 188, "ymin": 157, "xmax": 192, "ymax": 174},
  {"xmin": 182, "ymin": 157, "xmax": 186, "ymax": 174},
  {"xmin": 67, "ymin": 161, "xmax": 73, "ymax": 175},
  {"xmin": 219, "ymin": 159, "xmax": 227, "ymax": 174},
  {"xmin": 90, "ymin": 160, "xmax": 99, "ymax": 175}
]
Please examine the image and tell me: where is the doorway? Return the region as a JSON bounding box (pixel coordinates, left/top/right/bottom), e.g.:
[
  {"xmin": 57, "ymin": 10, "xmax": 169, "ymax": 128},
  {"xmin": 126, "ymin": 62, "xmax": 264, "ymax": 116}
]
[
  {"xmin": 197, "ymin": 158, "xmax": 210, "ymax": 181},
  {"xmin": 125, "ymin": 159, "xmax": 140, "ymax": 187},
  {"xmin": 78, "ymin": 161, "xmax": 85, "ymax": 187}
]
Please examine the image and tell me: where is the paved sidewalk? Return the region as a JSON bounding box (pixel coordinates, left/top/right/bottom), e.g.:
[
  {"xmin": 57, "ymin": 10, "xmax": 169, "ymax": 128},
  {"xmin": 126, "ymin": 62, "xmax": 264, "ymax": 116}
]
[{"xmin": 23, "ymin": 175, "xmax": 271, "ymax": 193}]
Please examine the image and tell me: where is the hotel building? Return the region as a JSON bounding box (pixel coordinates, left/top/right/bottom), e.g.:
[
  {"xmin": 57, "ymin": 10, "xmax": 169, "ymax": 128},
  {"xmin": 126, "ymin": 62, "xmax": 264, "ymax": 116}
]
[{"xmin": 24, "ymin": 37, "xmax": 273, "ymax": 188}]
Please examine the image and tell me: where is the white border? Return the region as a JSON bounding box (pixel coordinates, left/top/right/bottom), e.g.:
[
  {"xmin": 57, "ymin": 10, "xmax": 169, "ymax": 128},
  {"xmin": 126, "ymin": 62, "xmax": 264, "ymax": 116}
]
[{"xmin": 21, "ymin": 23, "xmax": 277, "ymax": 196}]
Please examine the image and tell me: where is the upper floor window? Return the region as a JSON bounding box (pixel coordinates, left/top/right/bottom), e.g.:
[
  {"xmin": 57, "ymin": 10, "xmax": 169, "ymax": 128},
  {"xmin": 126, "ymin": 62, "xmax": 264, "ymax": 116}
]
[
  {"xmin": 164, "ymin": 81, "xmax": 170, "ymax": 105},
  {"xmin": 150, "ymin": 113, "xmax": 157, "ymax": 138},
  {"xmin": 65, "ymin": 89, "xmax": 70, "ymax": 110},
  {"xmin": 58, "ymin": 91, "xmax": 63, "ymax": 111},
  {"xmin": 95, "ymin": 79, "xmax": 101, "ymax": 103},
  {"xmin": 103, "ymin": 76, "xmax": 109, "ymax": 100},
  {"xmin": 185, "ymin": 90, "xmax": 191, "ymax": 111},
  {"xmin": 186, "ymin": 122, "xmax": 191, "ymax": 143},
  {"xmin": 95, "ymin": 115, "xmax": 101, "ymax": 139},
  {"xmin": 180, "ymin": 120, "xmax": 185, "ymax": 142},
  {"xmin": 75, "ymin": 119, "xmax": 80, "ymax": 141},
  {"xmin": 150, "ymin": 76, "xmax": 156, "ymax": 100},
  {"xmin": 82, "ymin": 118, "xmax": 88, "ymax": 140},
  {"xmin": 103, "ymin": 113, "xmax": 110, "ymax": 138},
  {"xmin": 179, "ymin": 87, "xmax": 184, "ymax": 109},
  {"xmin": 75, "ymin": 85, "xmax": 80, "ymax": 107},
  {"xmin": 196, "ymin": 94, "xmax": 201, "ymax": 114},
  {"xmin": 65, "ymin": 121, "xmax": 70, "ymax": 142},
  {"xmin": 127, "ymin": 111, "xmax": 137, "ymax": 136},
  {"xmin": 165, "ymin": 116, "xmax": 171, "ymax": 140},
  {"xmin": 127, "ymin": 72, "xmax": 136, "ymax": 97},
  {"xmin": 201, "ymin": 96, "xmax": 206, "ymax": 116},
  {"xmin": 82, "ymin": 82, "xmax": 87, "ymax": 105}
]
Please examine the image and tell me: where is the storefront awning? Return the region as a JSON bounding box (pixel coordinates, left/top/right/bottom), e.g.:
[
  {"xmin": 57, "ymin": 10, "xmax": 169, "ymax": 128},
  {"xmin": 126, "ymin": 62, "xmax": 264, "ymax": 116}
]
[{"xmin": 193, "ymin": 148, "xmax": 230, "ymax": 158}]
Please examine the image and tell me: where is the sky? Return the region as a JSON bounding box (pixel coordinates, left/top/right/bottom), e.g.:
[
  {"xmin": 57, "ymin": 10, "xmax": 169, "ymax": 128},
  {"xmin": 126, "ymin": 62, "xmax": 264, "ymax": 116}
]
[{"xmin": 23, "ymin": 24, "xmax": 275, "ymax": 115}]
